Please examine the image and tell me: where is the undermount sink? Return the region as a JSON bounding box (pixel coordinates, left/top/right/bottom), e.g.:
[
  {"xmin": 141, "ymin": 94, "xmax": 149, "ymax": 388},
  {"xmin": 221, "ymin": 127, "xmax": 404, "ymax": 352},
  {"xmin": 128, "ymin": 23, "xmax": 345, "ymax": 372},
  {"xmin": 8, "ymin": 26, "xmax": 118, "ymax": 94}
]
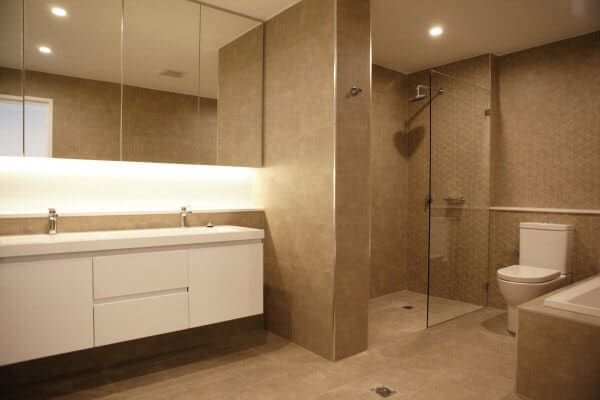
[{"xmin": 0, "ymin": 226, "xmax": 264, "ymax": 258}]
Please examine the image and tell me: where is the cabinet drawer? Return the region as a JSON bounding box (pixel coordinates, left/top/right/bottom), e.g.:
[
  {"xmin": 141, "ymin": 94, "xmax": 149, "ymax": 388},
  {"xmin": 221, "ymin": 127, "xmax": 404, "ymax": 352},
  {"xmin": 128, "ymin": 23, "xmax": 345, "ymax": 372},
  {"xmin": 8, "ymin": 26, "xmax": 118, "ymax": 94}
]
[
  {"xmin": 93, "ymin": 250, "xmax": 188, "ymax": 299},
  {"xmin": 94, "ymin": 292, "xmax": 188, "ymax": 346}
]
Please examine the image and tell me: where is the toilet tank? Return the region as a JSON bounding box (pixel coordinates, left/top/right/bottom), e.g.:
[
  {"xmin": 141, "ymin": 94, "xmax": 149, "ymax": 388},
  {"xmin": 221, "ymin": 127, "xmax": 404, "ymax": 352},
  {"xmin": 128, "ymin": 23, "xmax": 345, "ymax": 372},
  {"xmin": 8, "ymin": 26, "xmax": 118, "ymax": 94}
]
[{"xmin": 519, "ymin": 223, "xmax": 574, "ymax": 273}]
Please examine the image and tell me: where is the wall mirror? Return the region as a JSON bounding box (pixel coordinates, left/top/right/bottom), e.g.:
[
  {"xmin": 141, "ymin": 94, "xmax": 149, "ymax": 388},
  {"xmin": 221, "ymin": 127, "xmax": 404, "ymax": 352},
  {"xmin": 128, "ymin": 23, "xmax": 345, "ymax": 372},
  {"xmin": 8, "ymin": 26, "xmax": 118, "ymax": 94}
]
[
  {"xmin": 0, "ymin": 0, "xmax": 24, "ymax": 156},
  {"xmin": 0, "ymin": 0, "xmax": 263, "ymax": 167}
]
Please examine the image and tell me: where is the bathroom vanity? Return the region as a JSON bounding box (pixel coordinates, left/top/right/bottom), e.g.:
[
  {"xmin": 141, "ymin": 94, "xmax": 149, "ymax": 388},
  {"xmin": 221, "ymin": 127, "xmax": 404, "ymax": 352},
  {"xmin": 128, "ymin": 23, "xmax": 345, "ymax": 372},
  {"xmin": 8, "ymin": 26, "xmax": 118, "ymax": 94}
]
[{"xmin": 0, "ymin": 226, "xmax": 264, "ymax": 366}]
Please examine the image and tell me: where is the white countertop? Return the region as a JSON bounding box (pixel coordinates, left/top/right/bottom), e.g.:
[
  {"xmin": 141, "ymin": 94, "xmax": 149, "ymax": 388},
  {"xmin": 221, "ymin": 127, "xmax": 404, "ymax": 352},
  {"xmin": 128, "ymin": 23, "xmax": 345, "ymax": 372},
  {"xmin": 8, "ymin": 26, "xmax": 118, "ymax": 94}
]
[{"xmin": 0, "ymin": 226, "xmax": 264, "ymax": 258}]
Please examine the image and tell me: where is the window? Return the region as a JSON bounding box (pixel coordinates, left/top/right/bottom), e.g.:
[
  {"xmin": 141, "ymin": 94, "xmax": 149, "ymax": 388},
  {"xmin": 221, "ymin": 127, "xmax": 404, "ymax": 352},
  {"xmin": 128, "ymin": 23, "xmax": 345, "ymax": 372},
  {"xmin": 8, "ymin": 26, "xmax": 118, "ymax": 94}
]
[{"xmin": 0, "ymin": 95, "xmax": 53, "ymax": 157}]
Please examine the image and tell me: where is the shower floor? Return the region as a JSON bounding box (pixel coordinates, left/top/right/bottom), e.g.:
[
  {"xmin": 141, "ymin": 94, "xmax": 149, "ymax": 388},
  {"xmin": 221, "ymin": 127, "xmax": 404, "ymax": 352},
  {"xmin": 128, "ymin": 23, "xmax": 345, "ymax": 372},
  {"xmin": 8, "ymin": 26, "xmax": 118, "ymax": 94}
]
[{"xmin": 370, "ymin": 290, "xmax": 483, "ymax": 328}]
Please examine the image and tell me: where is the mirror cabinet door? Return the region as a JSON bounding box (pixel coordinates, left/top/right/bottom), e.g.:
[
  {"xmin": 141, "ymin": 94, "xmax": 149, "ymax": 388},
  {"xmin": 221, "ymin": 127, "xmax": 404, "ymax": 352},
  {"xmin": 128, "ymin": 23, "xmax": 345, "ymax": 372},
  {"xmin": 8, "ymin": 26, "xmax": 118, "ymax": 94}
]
[
  {"xmin": 4, "ymin": 1, "xmax": 264, "ymax": 166},
  {"xmin": 122, "ymin": 0, "xmax": 204, "ymax": 164},
  {"xmin": 0, "ymin": 0, "xmax": 24, "ymax": 157},
  {"xmin": 23, "ymin": 0, "xmax": 122, "ymax": 160},
  {"xmin": 201, "ymin": 6, "xmax": 263, "ymax": 167},
  {"xmin": 122, "ymin": 1, "xmax": 264, "ymax": 166}
]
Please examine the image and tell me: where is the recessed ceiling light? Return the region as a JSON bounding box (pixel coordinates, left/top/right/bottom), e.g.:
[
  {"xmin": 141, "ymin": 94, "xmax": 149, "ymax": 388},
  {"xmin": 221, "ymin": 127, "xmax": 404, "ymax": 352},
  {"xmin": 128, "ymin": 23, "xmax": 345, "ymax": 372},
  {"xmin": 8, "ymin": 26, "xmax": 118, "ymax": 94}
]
[
  {"xmin": 38, "ymin": 46, "xmax": 52, "ymax": 54},
  {"xmin": 429, "ymin": 26, "xmax": 443, "ymax": 37},
  {"xmin": 51, "ymin": 7, "xmax": 67, "ymax": 17}
]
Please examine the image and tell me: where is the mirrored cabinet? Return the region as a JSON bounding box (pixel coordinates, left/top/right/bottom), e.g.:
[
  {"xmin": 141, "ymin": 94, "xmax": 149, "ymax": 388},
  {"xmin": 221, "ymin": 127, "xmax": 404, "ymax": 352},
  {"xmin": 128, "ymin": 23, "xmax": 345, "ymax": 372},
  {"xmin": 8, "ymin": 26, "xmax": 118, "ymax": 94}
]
[
  {"xmin": 0, "ymin": 0, "xmax": 263, "ymax": 167},
  {"xmin": 122, "ymin": 0, "xmax": 202, "ymax": 164}
]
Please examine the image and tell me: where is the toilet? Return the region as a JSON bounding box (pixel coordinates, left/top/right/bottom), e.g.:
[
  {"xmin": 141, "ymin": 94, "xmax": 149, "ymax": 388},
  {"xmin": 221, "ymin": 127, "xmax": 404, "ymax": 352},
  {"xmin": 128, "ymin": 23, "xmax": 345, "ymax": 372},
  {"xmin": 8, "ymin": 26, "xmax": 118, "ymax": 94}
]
[{"xmin": 497, "ymin": 222, "xmax": 573, "ymax": 334}]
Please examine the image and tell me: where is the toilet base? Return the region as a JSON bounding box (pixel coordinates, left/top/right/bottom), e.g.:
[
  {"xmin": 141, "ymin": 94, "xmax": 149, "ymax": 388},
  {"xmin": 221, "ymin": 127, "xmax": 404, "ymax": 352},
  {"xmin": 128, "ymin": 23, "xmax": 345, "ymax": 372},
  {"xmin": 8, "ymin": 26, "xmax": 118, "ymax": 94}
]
[
  {"xmin": 507, "ymin": 305, "xmax": 518, "ymax": 334},
  {"xmin": 498, "ymin": 274, "xmax": 572, "ymax": 335}
]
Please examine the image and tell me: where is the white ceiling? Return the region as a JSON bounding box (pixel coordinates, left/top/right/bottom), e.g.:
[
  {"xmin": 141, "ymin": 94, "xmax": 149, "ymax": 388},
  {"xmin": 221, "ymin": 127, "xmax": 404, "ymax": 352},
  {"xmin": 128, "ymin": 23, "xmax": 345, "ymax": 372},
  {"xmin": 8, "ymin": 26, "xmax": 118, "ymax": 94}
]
[
  {"xmin": 206, "ymin": 0, "xmax": 600, "ymax": 73},
  {"xmin": 373, "ymin": 0, "xmax": 600, "ymax": 73}
]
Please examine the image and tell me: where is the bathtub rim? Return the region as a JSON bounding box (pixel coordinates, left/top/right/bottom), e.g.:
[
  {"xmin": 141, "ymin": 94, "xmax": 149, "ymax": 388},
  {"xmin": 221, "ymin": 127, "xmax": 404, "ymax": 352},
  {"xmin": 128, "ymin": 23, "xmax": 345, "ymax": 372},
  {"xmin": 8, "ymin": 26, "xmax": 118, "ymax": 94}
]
[{"xmin": 544, "ymin": 274, "xmax": 600, "ymax": 318}]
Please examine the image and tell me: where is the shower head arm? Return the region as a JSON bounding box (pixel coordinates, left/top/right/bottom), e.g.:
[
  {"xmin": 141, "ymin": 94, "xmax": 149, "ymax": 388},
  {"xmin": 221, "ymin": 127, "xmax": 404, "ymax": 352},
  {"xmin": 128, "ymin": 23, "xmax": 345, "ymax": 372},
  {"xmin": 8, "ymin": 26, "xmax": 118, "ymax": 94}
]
[{"xmin": 409, "ymin": 85, "xmax": 445, "ymax": 102}]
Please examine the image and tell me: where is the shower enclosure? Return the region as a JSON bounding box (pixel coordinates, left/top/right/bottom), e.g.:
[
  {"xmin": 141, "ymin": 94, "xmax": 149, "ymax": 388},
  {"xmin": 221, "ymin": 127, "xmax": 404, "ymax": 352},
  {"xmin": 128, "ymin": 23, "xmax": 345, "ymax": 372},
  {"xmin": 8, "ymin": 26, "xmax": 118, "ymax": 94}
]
[
  {"xmin": 426, "ymin": 70, "xmax": 491, "ymax": 327},
  {"xmin": 370, "ymin": 62, "xmax": 491, "ymax": 328}
]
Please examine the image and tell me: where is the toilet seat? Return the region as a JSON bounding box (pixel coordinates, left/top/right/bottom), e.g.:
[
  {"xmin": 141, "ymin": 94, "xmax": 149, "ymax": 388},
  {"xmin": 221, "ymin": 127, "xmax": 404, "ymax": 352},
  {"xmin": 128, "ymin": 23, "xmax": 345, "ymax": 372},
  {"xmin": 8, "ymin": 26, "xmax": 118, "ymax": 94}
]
[{"xmin": 497, "ymin": 265, "xmax": 561, "ymax": 284}]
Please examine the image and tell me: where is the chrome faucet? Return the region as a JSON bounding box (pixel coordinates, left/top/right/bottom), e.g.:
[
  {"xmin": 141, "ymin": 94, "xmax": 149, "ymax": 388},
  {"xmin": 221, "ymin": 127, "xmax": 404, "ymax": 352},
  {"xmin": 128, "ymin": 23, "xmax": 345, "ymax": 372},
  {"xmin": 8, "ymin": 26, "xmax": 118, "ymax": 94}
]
[
  {"xmin": 180, "ymin": 206, "xmax": 192, "ymax": 228},
  {"xmin": 48, "ymin": 208, "xmax": 58, "ymax": 235}
]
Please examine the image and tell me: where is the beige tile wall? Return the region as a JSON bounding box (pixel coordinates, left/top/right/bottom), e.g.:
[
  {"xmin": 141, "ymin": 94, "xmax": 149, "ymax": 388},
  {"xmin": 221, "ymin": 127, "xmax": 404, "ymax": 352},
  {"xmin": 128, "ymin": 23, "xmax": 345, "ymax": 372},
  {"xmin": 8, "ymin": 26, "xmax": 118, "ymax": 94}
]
[
  {"xmin": 491, "ymin": 32, "xmax": 600, "ymax": 209},
  {"xmin": 333, "ymin": 0, "xmax": 371, "ymax": 360},
  {"xmin": 517, "ymin": 307, "xmax": 600, "ymax": 400},
  {"xmin": 260, "ymin": 0, "xmax": 336, "ymax": 360},
  {"xmin": 218, "ymin": 25, "xmax": 263, "ymax": 167},
  {"xmin": 260, "ymin": 0, "xmax": 373, "ymax": 361},
  {"xmin": 370, "ymin": 65, "xmax": 409, "ymax": 298}
]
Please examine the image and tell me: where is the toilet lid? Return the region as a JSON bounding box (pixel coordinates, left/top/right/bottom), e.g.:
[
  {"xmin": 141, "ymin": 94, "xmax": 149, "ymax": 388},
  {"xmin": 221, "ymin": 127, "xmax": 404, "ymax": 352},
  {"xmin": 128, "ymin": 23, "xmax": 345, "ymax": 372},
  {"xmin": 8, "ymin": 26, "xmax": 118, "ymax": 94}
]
[{"xmin": 497, "ymin": 265, "xmax": 561, "ymax": 283}]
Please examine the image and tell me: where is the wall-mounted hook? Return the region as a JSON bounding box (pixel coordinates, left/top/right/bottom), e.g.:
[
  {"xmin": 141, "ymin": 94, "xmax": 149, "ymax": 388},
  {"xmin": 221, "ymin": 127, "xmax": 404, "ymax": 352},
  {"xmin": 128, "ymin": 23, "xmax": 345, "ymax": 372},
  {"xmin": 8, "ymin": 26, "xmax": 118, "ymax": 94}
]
[{"xmin": 350, "ymin": 87, "xmax": 362, "ymax": 97}]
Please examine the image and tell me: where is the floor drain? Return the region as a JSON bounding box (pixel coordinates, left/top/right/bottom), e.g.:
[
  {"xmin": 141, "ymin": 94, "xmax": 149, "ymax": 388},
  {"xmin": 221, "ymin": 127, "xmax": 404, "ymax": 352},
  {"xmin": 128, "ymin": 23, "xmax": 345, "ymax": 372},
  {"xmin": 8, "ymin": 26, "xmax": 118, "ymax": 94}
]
[
  {"xmin": 371, "ymin": 387, "xmax": 396, "ymax": 398},
  {"xmin": 402, "ymin": 305, "xmax": 414, "ymax": 310}
]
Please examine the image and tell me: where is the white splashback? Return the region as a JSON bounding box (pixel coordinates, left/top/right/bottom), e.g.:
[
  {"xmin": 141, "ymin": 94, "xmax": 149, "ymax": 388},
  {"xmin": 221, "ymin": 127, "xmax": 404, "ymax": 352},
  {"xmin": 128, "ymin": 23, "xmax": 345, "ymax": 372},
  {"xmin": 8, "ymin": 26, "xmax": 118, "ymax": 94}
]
[{"xmin": 0, "ymin": 157, "xmax": 259, "ymax": 216}]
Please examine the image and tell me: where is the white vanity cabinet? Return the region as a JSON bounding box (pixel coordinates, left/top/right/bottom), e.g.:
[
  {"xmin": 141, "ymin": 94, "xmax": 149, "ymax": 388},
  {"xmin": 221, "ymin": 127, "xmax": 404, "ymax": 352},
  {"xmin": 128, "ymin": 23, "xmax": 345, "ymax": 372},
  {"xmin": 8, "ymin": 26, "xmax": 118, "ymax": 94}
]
[
  {"xmin": 0, "ymin": 257, "xmax": 94, "ymax": 366},
  {"xmin": 0, "ymin": 226, "xmax": 264, "ymax": 366},
  {"xmin": 189, "ymin": 242, "xmax": 263, "ymax": 327}
]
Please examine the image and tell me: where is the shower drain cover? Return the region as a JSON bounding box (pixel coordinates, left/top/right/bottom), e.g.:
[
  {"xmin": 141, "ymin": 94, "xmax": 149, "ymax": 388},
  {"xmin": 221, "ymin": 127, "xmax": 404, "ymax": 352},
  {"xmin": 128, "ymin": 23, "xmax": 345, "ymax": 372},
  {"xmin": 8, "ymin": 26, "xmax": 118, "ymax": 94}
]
[
  {"xmin": 402, "ymin": 305, "xmax": 414, "ymax": 310},
  {"xmin": 371, "ymin": 387, "xmax": 396, "ymax": 397}
]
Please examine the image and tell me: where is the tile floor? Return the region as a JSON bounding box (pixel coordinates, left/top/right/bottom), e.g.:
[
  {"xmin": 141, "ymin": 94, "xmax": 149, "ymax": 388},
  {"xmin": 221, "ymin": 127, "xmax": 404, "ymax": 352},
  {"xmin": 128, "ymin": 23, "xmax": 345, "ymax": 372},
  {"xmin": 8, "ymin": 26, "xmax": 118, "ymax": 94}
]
[
  {"xmin": 422, "ymin": 293, "xmax": 483, "ymax": 327},
  {"xmin": 11, "ymin": 291, "xmax": 521, "ymax": 399}
]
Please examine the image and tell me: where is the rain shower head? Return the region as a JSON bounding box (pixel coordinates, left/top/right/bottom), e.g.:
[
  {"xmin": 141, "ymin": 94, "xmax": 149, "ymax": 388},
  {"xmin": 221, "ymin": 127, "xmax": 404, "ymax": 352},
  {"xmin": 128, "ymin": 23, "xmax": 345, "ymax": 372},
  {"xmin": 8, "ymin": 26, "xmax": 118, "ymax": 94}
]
[
  {"xmin": 409, "ymin": 85, "xmax": 428, "ymax": 102},
  {"xmin": 409, "ymin": 84, "xmax": 444, "ymax": 102}
]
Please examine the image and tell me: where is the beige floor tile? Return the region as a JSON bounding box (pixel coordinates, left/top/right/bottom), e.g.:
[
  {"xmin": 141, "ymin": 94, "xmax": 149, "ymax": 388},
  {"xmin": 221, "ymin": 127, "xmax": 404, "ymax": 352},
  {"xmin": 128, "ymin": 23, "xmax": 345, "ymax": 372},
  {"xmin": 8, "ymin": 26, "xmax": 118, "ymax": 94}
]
[{"xmin": 26, "ymin": 291, "xmax": 519, "ymax": 400}]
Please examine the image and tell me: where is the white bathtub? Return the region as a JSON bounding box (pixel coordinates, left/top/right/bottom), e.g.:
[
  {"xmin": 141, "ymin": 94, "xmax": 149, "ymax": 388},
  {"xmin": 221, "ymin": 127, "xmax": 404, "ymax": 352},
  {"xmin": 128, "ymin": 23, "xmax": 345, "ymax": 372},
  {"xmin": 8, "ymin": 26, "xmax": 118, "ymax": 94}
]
[{"xmin": 544, "ymin": 274, "xmax": 600, "ymax": 317}]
